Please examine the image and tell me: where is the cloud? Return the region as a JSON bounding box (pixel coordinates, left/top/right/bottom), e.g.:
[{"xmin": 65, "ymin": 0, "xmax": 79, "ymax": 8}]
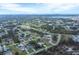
[
  {"xmin": 0, "ymin": 3, "xmax": 79, "ymax": 14},
  {"xmin": 43, "ymin": 4, "xmax": 79, "ymax": 13},
  {"xmin": 0, "ymin": 3, "xmax": 37, "ymax": 14},
  {"xmin": 0, "ymin": 0, "xmax": 79, "ymax": 3}
]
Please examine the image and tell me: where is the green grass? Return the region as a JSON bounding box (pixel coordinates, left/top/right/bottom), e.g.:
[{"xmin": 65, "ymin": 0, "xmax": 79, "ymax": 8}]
[{"xmin": 8, "ymin": 45, "xmax": 27, "ymax": 55}]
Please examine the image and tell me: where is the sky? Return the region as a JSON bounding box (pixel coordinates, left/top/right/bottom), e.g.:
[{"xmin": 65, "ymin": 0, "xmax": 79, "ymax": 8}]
[{"xmin": 0, "ymin": 3, "xmax": 79, "ymax": 14}]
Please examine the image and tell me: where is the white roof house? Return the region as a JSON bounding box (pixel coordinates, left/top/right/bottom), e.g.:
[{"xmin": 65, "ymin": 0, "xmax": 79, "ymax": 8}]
[
  {"xmin": 72, "ymin": 35, "xmax": 79, "ymax": 42},
  {"xmin": 18, "ymin": 43, "xmax": 26, "ymax": 51}
]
